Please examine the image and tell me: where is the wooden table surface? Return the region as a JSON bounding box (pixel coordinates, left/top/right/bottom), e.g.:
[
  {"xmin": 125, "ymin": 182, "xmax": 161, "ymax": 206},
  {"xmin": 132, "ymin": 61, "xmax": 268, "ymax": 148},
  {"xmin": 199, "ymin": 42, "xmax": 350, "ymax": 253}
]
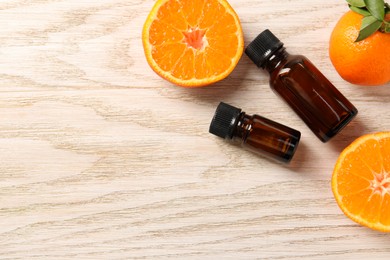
[{"xmin": 1, "ymin": 0, "xmax": 390, "ymax": 259}]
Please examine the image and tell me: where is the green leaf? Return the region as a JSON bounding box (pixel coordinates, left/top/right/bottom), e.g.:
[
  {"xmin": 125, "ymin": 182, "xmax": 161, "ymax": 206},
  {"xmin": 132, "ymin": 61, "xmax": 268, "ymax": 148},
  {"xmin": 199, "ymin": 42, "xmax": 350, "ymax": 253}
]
[
  {"xmin": 350, "ymin": 6, "xmax": 371, "ymax": 16},
  {"xmin": 347, "ymin": 0, "xmax": 366, "ymax": 7},
  {"xmin": 356, "ymin": 15, "xmax": 383, "ymax": 41},
  {"xmin": 364, "ymin": 0, "xmax": 385, "ymax": 21}
]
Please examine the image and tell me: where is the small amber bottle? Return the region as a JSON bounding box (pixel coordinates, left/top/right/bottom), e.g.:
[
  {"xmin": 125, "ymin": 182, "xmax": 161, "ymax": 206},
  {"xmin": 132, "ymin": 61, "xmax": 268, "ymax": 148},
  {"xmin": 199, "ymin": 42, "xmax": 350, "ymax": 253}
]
[
  {"xmin": 245, "ymin": 29, "xmax": 358, "ymax": 142},
  {"xmin": 209, "ymin": 102, "xmax": 301, "ymax": 163}
]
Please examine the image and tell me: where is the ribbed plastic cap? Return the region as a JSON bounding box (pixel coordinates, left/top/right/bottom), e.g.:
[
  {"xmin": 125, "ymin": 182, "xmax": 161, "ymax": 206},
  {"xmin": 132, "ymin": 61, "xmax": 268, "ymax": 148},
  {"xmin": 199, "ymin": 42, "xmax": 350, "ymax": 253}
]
[
  {"xmin": 209, "ymin": 102, "xmax": 242, "ymax": 139},
  {"xmin": 245, "ymin": 29, "xmax": 284, "ymax": 68}
]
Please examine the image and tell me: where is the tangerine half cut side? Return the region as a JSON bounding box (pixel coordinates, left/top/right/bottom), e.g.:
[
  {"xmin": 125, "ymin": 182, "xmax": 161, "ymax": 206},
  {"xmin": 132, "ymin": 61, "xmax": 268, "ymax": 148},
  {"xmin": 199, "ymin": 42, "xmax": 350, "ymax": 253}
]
[
  {"xmin": 332, "ymin": 132, "xmax": 390, "ymax": 232},
  {"xmin": 142, "ymin": 0, "xmax": 244, "ymax": 87}
]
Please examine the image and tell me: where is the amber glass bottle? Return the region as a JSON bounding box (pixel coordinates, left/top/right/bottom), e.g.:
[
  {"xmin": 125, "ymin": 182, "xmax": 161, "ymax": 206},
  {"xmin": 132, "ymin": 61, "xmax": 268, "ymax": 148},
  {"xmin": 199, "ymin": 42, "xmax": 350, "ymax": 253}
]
[
  {"xmin": 245, "ymin": 30, "xmax": 358, "ymax": 142},
  {"xmin": 209, "ymin": 102, "xmax": 301, "ymax": 163}
]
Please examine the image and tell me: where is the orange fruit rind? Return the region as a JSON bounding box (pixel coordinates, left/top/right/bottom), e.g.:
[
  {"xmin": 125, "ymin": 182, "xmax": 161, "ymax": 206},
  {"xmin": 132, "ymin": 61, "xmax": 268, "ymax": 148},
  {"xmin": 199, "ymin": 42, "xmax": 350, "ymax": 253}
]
[
  {"xmin": 142, "ymin": 0, "xmax": 244, "ymax": 87},
  {"xmin": 332, "ymin": 132, "xmax": 390, "ymax": 232}
]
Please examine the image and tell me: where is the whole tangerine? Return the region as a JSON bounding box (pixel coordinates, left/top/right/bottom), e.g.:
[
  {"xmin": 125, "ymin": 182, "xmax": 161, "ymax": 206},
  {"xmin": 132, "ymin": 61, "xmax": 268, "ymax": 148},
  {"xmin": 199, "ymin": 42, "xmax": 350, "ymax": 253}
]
[{"xmin": 329, "ymin": 11, "xmax": 390, "ymax": 86}]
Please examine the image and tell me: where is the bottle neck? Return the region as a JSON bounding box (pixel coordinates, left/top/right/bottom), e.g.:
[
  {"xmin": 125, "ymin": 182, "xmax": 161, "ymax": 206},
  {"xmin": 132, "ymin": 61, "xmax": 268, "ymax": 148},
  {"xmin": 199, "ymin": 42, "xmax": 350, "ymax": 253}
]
[
  {"xmin": 232, "ymin": 113, "xmax": 252, "ymax": 142},
  {"xmin": 263, "ymin": 47, "xmax": 288, "ymax": 73}
]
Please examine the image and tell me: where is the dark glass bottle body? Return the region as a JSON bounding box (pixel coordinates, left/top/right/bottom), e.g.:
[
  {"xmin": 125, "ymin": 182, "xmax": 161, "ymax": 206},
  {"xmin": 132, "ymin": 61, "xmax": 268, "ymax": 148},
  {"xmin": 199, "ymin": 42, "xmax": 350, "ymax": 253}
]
[
  {"xmin": 233, "ymin": 112, "xmax": 300, "ymax": 163},
  {"xmin": 209, "ymin": 102, "xmax": 300, "ymax": 163},
  {"xmin": 265, "ymin": 48, "xmax": 357, "ymax": 142},
  {"xmin": 245, "ymin": 30, "xmax": 358, "ymax": 142}
]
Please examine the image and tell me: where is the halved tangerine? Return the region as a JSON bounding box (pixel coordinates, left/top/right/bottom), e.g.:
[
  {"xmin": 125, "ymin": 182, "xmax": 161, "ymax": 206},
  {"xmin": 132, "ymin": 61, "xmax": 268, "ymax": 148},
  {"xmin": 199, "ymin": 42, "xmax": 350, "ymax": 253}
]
[
  {"xmin": 332, "ymin": 132, "xmax": 390, "ymax": 232},
  {"xmin": 142, "ymin": 0, "xmax": 244, "ymax": 87}
]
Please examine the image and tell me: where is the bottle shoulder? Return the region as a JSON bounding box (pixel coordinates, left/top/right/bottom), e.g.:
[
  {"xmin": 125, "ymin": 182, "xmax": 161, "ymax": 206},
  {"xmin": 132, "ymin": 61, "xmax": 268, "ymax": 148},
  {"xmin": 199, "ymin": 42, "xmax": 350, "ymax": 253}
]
[
  {"xmin": 269, "ymin": 54, "xmax": 310, "ymax": 77},
  {"xmin": 284, "ymin": 54, "xmax": 308, "ymax": 66},
  {"xmin": 267, "ymin": 52, "xmax": 303, "ymax": 71}
]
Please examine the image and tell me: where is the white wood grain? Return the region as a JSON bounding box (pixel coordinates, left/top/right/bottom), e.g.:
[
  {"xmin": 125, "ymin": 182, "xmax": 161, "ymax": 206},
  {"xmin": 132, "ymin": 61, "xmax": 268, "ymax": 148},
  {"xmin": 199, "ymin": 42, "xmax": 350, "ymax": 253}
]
[{"xmin": 1, "ymin": 0, "xmax": 390, "ymax": 259}]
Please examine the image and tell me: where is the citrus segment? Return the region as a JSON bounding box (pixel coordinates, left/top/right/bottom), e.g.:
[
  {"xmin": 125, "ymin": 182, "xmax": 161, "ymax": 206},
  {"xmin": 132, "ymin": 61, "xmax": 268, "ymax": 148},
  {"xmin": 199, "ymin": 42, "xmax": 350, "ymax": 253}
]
[
  {"xmin": 152, "ymin": 43, "xmax": 186, "ymax": 72},
  {"xmin": 199, "ymin": 0, "xmax": 223, "ymax": 28},
  {"xmin": 380, "ymin": 194, "xmax": 390, "ymax": 225},
  {"xmin": 355, "ymin": 137, "xmax": 384, "ymax": 174},
  {"xmin": 340, "ymin": 189, "xmax": 373, "ymax": 216},
  {"xmin": 156, "ymin": 1, "xmax": 187, "ymax": 30},
  {"xmin": 336, "ymin": 166, "xmax": 370, "ymax": 196},
  {"xmin": 142, "ymin": 0, "xmax": 244, "ymax": 87},
  {"xmin": 171, "ymin": 48, "xmax": 195, "ymax": 80},
  {"xmin": 332, "ymin": 132, "xmax": 390, "ymax": 232},
  {"xmin": 359, "ymin": 192, "xmax": 382, "ymax": 223},
  {"xmin": 380, "ymin": 137, "xmax": 390, "ymax": 173},
  {"xmin": 182, "ymin": 0, "xmax": 205, "ymax": 27}
]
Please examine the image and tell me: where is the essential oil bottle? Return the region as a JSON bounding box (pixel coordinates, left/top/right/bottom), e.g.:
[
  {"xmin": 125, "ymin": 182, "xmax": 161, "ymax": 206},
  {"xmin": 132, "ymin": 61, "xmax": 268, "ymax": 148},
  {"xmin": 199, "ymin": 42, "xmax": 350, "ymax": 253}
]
[
  {"xmin": 209, "ymin": 102, "xmax": 301, "ymax": 163},
  {"xmin": 245, "ymin": 29, "xmax": 358, "ymax": 142}
]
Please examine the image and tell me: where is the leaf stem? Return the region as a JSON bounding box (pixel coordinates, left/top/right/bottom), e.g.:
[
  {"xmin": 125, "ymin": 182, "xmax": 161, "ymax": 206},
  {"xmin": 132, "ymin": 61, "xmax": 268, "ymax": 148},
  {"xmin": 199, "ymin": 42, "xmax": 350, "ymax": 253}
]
[{"xmin": 381, "ymin": 20, "xmax": 390, "ymax": 33}]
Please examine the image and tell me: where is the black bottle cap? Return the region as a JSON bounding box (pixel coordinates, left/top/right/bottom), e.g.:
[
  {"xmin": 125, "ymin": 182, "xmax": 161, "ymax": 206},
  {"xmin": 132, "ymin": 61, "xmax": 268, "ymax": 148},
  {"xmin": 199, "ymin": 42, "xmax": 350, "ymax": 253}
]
[
  {"xmin": 209, "ymin": 102, "xmax": 242, "ymax": 139},
  {"xmin": 245, "ymin": 29, "xmax": 284, "ymax": 68}
]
